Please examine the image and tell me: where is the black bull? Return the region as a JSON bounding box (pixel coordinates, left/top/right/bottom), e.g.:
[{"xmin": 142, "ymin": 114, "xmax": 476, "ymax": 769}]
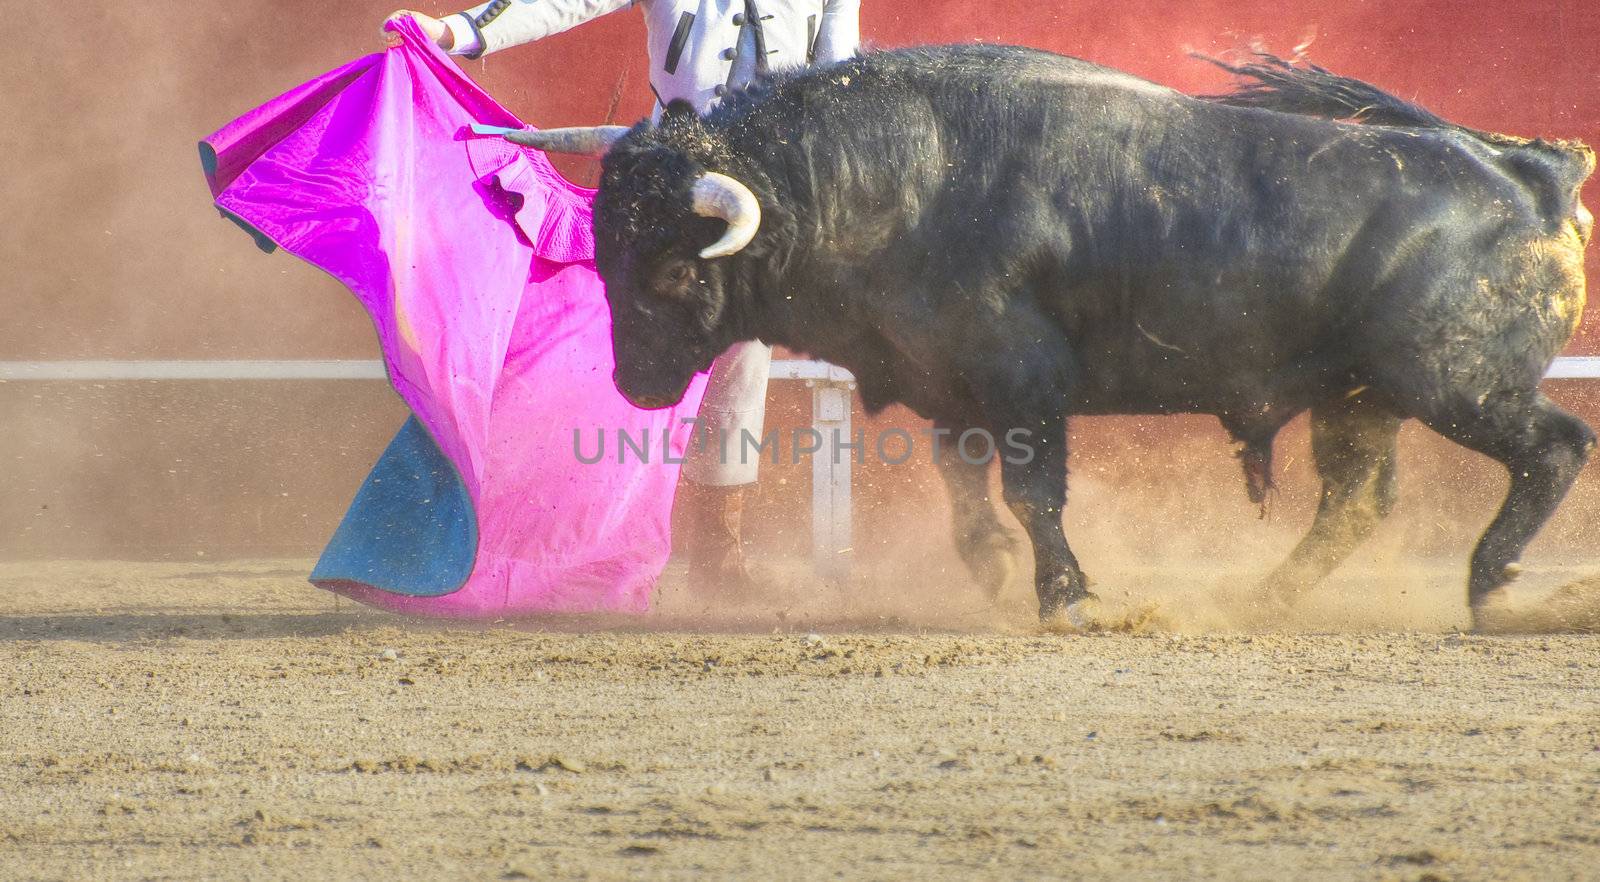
[{"xmin": 548, "ymin": 46, "xmax": 1596, "ymax": 628}]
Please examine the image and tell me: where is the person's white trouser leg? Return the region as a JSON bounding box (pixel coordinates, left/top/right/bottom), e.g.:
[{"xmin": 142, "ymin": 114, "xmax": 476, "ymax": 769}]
[{"xmin": 682, "ymin": 340, "xmax": 772, "ymax": 487}]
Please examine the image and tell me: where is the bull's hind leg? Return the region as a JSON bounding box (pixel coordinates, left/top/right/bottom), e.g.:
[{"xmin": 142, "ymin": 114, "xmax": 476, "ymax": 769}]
[
  {"xmin": 1261, "ymin": 395, "xmax": 1403, "ymax": 602},
  {"xmin": 1418, "ymin": 392, "xmax": 1593, "ymax": 626},
  {"xmin": 933, "ymin": 420, "xmax": 1023, "ymax": 598}
]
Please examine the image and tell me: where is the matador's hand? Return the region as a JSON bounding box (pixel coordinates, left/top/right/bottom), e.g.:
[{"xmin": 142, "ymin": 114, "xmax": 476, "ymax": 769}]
[{"xmin": 381, "ymin": 10, "xmax": 452, "ymax": 49}]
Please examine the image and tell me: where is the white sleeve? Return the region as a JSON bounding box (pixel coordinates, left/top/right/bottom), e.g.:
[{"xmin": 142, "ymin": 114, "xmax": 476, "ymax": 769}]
[
  {"xmin": 445, "ymin": 0, "xmax": 636, "ymax": 58},
  {"xmin": 444, "ymin": 10, "xmax": 488, "ymax": 57},
  {"xmin": 813, "ymin": 0, "xmax": 860, "ymax": 64}
]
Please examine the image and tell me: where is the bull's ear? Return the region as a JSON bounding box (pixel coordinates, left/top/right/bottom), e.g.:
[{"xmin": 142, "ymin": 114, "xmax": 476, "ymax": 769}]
[{"xmin": 662, "ymin": 98, "xmax": 700, "ymax": 123}]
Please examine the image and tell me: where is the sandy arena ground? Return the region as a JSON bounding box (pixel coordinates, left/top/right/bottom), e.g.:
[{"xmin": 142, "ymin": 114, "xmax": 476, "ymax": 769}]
[{"xmin": 2, "ymin": 559, "xmax": 1599, "ymax": 881}]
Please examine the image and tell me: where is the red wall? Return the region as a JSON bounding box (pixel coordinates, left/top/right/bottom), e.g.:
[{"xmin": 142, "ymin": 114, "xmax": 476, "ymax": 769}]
[{"xmin": 3, "ymin": 1, "xmax": 1592, "ymax": 361}]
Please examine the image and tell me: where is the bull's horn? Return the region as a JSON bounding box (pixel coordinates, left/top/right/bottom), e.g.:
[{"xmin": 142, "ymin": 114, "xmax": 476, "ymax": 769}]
[
  {"xmin": 691, "ymin": 172, "xmax": 761, "ymax": 259},
  {"xmin": 503, "ymin": 125, "xmax": 629, "ymax": 156}
]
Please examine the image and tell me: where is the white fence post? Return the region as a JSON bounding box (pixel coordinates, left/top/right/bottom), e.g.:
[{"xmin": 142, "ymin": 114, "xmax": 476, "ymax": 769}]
[{"xmin": 808, "ymin": 374, "xmax": 856, "ymax": 581}]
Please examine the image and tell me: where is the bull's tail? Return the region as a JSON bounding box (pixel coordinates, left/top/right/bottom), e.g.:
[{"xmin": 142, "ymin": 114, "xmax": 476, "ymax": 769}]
[
  {"xmin": 1200, "ymin": 51, "xmax": 1595, "ymax": 238},
  {"xmin": 1198, "ymin": 52, "xmax": 1512, "ymax": 139}
]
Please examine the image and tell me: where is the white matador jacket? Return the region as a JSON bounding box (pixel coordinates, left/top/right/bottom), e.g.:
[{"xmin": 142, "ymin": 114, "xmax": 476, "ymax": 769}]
[
  {"xmin": 447, "ymin": 0, "xmax": 860, "ymax": 111},
  {"xmin": 442, "ymin": 0, "xmax": 861, "ymax": 485}
]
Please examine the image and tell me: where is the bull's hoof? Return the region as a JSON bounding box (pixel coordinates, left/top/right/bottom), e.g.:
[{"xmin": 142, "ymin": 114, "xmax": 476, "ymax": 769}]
[
  {"xmin": 1468, "ymin": 565, "xmax": 1536, "ymax": 632},
  {"xmin": 1220, "ymin": 589, "xmax": 1294, "ymax": 631},
  {"xmin": 1256, "ymin": 564, "xmax": 1317, "ymax": 613},
  {"xmin": 958, "ymin": 529, "xmax": 1024, "ymax": 598},
  {"xmin": 1038, "ymin": 589, "xmax": 1101, "ymax": 632},
  {"xmin": 1470, "ymin": 601, "xmax": 1504, "ymax": 634},
  {"xmin": 1467, "ymin": 565, "xmax": 1522, "ymax": 621},
  {"xmin": 1469, "ymin": 586, "xmax": 1525, "ymax": 633},
  {"xmin": 1064, "ymin": 595, "xmax": 1101, "ymax": 630},
  {"xmin": 1248, "ymin": 578, "xmax": 1300, "ymax": 622}
]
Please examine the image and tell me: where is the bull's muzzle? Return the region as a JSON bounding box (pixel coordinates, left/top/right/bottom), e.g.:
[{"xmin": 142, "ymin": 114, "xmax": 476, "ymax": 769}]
[
  {"xmin": 613, "ymin": 368, "xmax": 684, "ymax": 411},
  {"xmin": 629, "ymin": 393, "xmax": 672, "ymax": 410}
]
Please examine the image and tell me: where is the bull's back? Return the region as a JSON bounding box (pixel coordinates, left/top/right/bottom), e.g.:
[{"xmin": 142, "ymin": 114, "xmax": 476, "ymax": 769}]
[
  {"xmin": 744, "ymin": 46, "xmax": 1592, "ymax": 409},
  {"xmin": 817, "ymin": 51, "xmax": 1392, "ymax": 366},
  {"xmin": 906, "ymin": 50, "xmax": 1588, "ymax": 372}
]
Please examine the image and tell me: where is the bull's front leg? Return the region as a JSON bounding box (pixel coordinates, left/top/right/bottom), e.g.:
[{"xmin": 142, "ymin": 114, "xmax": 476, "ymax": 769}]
[{"xmin": 999, "ymin": 412, "xmax": 1094, "ymax": 626}]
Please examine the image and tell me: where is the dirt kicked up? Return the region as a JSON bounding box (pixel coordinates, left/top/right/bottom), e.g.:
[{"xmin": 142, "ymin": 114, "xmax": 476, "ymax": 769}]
[{"xmin": 2, "ymin": 561, "xmax": 1598, "ymax": 881}]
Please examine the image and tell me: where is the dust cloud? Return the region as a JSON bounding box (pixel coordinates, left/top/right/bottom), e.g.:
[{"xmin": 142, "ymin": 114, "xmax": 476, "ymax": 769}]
[
  {"xmin": 717, "ymin": 412, "xmax": 1600, "ymax": 637},
  {"xmin": 650, "ymin": 543, "xmax": 1600, "ymax": 637}
]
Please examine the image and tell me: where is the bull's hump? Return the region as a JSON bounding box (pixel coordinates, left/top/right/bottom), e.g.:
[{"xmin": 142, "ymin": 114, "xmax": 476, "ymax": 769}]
[
  {"xmin": 1029, "ymin": 56, "xmax": 1175, "ymax": 97},
  {"xmin": 877, "ymin": 44, "xmax": 1175, "ymax": 99}
]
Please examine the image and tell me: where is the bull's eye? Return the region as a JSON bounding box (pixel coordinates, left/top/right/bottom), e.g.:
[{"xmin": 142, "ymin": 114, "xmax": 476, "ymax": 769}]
[{"xmin": 654, "ymin": 261, "xmax": 698, "ymax": 299}]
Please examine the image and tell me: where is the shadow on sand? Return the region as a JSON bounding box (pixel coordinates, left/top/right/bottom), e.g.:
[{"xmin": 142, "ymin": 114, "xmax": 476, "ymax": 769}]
[{"xmin": 0, "ymin": 611, "xmax": 384, "ymax": 643}]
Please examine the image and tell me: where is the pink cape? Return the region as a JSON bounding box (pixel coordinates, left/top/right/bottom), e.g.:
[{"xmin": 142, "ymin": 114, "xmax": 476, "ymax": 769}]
[{"xmin": 200, "ymin": 20, "xmax": 705, "ymax": 616}]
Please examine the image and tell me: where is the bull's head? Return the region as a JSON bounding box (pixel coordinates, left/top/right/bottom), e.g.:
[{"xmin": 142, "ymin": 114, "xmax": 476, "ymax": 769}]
[{"xmin": 507, "ymin": 103, "xmax": 764, "ymax": 409}]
